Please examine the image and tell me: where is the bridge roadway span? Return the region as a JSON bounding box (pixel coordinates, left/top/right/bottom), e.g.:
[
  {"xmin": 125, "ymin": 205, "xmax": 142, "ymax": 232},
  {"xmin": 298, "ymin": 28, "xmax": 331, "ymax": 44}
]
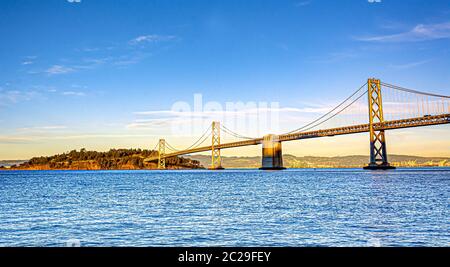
[{"xmin": 145, "ymin": 114, "xmax": 450, "ymax": 162}]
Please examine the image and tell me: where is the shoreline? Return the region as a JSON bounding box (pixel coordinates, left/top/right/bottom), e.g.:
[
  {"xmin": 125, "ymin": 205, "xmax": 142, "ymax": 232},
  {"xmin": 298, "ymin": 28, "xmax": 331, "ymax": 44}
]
[{"xmin": 2, "ymin": 166, "xmax": 449, "ymax": 171}]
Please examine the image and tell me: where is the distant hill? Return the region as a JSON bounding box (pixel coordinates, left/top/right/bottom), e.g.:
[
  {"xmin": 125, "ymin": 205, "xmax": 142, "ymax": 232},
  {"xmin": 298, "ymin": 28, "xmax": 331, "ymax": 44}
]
[
  {"xmin": 0, "ymin": 149, "xmax": 203, "ymax": 170},
  {"xmin": 188, "ymin": 154, "xmax": 450, "ymax": 169},
  {"xmin": 0, "ymin": 160, "xmax": 28, "ymax": 168}
]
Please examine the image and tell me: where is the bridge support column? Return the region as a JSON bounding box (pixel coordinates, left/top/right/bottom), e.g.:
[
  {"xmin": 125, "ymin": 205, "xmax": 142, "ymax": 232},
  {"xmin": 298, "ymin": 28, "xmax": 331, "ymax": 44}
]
[
  {"xmin": 364, "ymin": 78, "xmax": 395, "ymax": 170},
  {"xmin": 209, "ymin": 121, "xmax": 224, "ymax": 170},
  {"xmin": 158, "ymin": 139, "xmax": 166, "ymax": 169},
  {"xmin": 260, "ymin": 134, "xmax": 286, "ymax": 170}
]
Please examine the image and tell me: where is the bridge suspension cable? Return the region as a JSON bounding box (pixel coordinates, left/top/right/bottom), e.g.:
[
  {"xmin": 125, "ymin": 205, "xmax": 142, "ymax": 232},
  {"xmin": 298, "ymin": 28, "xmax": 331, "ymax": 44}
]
[
  {"xmin": 381, "ymin": 81, "xmax": 450, "ymax": 121},
  {"xmin": 160, "ymin": 125, "xmax": 213, "ymax": 153},
  {"xmin": 292, "ymin": 89, "xmax": 368, "ymax": 134},
  {"xmin": 164, "ymin": 141, "xmax": 180, "ymax": 152},
  {"xmin": 283, "ymin": 82, "xmax": 368, "ymax": 134},
  {"xmin": 151, "ymin": 141, "xmax": 159, "ymax": 151},
  {"xmin": 381, "ymin": 82, "xmax": 450, "ymax": 99},
  {"xmin": 220, "ymin": 124, "xmax": 256, "ymax": 140}
]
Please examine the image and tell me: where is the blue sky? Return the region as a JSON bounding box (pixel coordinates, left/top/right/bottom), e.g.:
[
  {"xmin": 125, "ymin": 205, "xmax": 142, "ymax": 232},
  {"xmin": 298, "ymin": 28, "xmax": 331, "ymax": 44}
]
[{"xmin": 0, "ymin": 0, "xmax": 449, "ymax": 159}]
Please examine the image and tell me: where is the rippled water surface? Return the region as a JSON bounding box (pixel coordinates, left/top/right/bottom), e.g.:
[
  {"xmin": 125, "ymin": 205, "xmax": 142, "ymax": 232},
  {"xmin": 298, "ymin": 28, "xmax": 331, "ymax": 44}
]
[{"xmin": 0, "ymin": 169, "xmax": 449, "ymax": 246}]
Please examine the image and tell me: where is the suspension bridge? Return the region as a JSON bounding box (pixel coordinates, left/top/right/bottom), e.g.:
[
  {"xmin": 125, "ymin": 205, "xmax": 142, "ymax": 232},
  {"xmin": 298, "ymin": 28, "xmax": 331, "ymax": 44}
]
[{"xmin": 145, "ymin": 78, "xmax": 450, "ymax": 170}]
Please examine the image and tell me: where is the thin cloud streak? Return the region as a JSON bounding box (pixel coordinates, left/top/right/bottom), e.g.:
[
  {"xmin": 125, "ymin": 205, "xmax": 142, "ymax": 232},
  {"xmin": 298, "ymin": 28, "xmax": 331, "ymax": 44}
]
[
  {"xmin": 389, "ymin": 59, "xmax": 431, "ymax": 70},
  {"xmin": 35, "ymin": 34, "xmax": 176, "ymax": 76},
  {"xmin": 45, "ymin": 65, "xmax": 75, "ymax": 75},
  {"xmin": 0, "ymin": 90, "xmax": 39, "ymax": 105},
  {"xmin": 62, "ymin": 91, "xmax": 86, "ymax": 97},
  {"xmin": 294, "ymin": 1, "xmax": 311, "ymax": 7},
  {"xmin": 129, "ymin": 34, "xmax": 176, "ymax": 45},
  {"xmin": 356, "ymin": 22, "xmax": 450, "ymax": 42},
  {"xmin": 309, "ymin": 52, "xmax": 358, "ymax": 64},
  {"xmin": 0, "ymin": 133, "xmax": 160, "ymax": 144},
  {"xmin": 134, "ymin": 106, "xmax": 332, "ymax": 117},
  {"xmin": 17, "ymin": 125, "xmax": 67, "ymax": 131}
]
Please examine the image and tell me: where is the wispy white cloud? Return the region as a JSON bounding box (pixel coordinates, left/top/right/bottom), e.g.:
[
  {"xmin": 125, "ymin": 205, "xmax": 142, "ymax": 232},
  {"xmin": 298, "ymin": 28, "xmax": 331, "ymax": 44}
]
[
  {"xmin": 62, "ymin": 91, "xmax": 86, "ymax": 97},
  {"xmin": 77, "ymin": 53, "xmax": 151, "ymax": 67},
  {"xmin": 16, "ymin": 125, "xmax": 67, "ymax": 132},
  {"xmin": 80, "ymin": 47, "xmax": 99, "ymax": 52},
  {"xmin": 0, "ymin": 136, "xmax": 34, "ymax": 143},
  {"xmin": 309, "ymin": 51, "xmax": 358, "ymax": 63},
  {"xmin": 70, "ymin": 84, "xmax": 88, "ymax": 89},
  {"xmin": 36, "ymin": 35, "xmax": 175, "ymax": 77},
  {"xmin": 36, "ymin": 57, "xmax": 134, "ymax": 76},
  {"xmin": 294, "ymin": 1, "xmax": 311, "ymax": 7},
  {"xmin": 21, "ymin": 56, "xmax": 37, "ymax": 65},
  {"xmin": 389, "ymin": 59, "xmax": 431, "ymax": 70},
  {"xmin": 127, "ymin": 105, "xmax": 333, "ymax": 132},
  {"xmin": 0, "ymin": 90, "xmax": 39, "ymax": 105},
  {"xmin": 81, "ymin": 57, "xmax": 111, "ymax": 66},
  {"xmin": 45, "ymin": 65, "xmax": 75, "ymax": 75},
  {"xmin": 40, "ymin": 58, "xmax": 106, "ymax": 76},
  {"xmin": 112, "ymin": 52, "xmax": 151, "ymax": 66},
  {"xmin": 126, "ymin": 118, "xmax": 202, "ymax": 129},
  {"xmin": 129, "ymin": 34, "xmax": 176, "ymax": 45},
  {"xmin": 0, "ymin": 133, "xmax": 159, "ymax": 144},
  {"xmin": 133, "ymin": 106, "xmax": 331, "ymax": 117},
  {"xmin": 356, "ymin": 22, "xmax": 450, "ymax": 42}
]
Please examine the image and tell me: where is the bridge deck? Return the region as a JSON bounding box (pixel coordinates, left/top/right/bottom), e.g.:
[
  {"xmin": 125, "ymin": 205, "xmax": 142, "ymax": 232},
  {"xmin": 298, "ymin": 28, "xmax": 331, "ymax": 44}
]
[{"xmin": 144, "ymin": 114, "xmax": 450, "ymax": 162}]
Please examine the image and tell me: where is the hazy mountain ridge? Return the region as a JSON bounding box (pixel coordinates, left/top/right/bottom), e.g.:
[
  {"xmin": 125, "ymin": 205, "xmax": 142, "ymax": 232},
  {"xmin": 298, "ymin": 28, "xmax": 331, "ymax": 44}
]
[
  {"xmin": 0, "ymin": 160, "xmax": 28, "ymax": 167},
  {"xmin": 188, "ymin": 154, "xmax": 450, "ymax": 168}
]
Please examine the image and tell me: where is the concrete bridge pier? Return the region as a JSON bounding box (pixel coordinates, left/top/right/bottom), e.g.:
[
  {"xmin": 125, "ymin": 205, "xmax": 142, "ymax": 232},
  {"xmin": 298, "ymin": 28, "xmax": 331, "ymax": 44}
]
[
  {"xmin": 260, "ymin": 134, "xmax": 286, "ymax": 170},
  {"xmin": 208, "ymin": 165, "xmax": 225, "ymax": 170}
]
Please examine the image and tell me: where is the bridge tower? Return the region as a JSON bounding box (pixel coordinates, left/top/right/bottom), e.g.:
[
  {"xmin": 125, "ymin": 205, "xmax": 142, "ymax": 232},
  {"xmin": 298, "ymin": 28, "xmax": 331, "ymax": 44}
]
[
  {"xmin": 364, "ymin": 78, "xmax": 395, "ymax": 170},
  {"xmin": 158, "ymin": 139, "xmax": 166, "ymax": 169},
  {"xmin": 260, "ymin": 134, "xmax": 286, "ymax": 170},
  {"xmin": 210, "ymin": 121, "xmax": 224, "ymax": 170}
]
